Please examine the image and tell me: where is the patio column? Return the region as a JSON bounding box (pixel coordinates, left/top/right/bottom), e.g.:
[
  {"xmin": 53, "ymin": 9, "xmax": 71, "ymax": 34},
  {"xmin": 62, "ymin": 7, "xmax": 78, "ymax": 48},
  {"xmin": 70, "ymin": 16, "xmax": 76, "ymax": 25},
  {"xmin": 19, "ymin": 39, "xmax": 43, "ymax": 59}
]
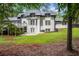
[{"xmin": 37, "ymin": 17, "xmax": 40, "ymax": 33}]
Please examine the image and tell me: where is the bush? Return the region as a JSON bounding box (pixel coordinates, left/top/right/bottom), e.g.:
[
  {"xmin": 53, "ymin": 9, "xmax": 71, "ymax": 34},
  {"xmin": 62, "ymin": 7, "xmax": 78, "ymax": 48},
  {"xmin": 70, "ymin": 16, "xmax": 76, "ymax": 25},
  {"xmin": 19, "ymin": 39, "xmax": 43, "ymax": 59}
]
[
  {"xmin": 0, "ymin": 24, "xmax": 4, "ymax": 35},
  {"xmin": 0, "ymin": 23, "xmax": 25, "ymax": 35}
]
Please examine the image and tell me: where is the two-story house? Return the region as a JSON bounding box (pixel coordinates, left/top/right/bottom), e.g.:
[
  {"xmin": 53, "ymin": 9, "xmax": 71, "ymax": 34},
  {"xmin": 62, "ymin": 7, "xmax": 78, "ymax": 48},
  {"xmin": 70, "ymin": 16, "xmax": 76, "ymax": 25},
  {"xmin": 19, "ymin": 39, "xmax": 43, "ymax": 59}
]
[{"xmin": 4, "ymin": 10, "xmax": 57, "ymax": 35}]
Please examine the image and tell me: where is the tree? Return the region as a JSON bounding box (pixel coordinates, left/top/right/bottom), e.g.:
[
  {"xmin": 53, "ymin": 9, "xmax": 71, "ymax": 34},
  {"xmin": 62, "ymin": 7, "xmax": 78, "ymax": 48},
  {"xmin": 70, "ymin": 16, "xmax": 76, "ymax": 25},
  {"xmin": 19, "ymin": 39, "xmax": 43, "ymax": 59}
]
[
  {"xmin": 0, "ymin": 3, "xmax": 49, "ymax": 35},
  {"xmin": 58, "ymin": 3, "xmax": 79, "ymax": 51},
  {"xmin": 0, "ymin": 3, "xmax": 46, "ymax": 20}
]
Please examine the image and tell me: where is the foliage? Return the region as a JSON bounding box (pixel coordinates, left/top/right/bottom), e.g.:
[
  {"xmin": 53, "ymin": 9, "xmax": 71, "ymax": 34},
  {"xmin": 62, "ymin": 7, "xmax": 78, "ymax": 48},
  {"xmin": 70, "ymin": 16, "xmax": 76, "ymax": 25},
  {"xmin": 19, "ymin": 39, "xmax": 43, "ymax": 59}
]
[
  {"xmin": 58, "ymin": 3, "xmax": 79, "ymax": 23},
  {"xmin": 0, "ymin": 23, "xmax": 24, "ymax": 35},
  {"xmin": 7, "ymin": 23, "xmax": 24, "ymax": 35},
  {"xmin": 0, "ymin": 3, "xmax": 48, "ymax": 20}
]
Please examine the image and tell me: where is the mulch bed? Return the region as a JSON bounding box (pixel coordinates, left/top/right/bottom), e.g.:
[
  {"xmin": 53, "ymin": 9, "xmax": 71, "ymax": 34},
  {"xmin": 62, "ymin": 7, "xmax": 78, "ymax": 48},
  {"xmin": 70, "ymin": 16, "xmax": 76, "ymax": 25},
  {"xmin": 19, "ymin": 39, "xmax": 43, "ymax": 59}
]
[{"xmin": 0, "ymin": 39, "xmax": 79, "ymax": 56}]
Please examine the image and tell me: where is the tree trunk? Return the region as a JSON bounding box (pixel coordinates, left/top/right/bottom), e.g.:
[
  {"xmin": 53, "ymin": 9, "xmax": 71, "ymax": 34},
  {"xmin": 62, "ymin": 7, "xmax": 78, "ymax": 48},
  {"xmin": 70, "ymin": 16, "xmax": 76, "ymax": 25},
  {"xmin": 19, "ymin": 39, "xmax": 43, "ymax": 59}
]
[
  {"xmin": 67, "ymin": 16, "xmax": 73, "ymax": 51},
  {"xmin": 67, "ymin": 3, "xmax": 73, "ymax": 51}
]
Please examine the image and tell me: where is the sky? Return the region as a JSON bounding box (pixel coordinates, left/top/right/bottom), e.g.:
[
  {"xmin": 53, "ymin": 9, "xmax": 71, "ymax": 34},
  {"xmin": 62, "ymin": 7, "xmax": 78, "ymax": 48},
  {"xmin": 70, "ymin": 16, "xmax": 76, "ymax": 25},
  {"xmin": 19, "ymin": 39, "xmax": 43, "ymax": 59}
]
[
  {"xmin": 48, "ymin": 3, "xmax": 58, "ymax": 11},
  {"xmin": 23, "ymin": 3, "xmax": 58, "ymax": 12},
  {"xmin": 41, "ymin": 3, "xmax": 58, "ymax": 12}
]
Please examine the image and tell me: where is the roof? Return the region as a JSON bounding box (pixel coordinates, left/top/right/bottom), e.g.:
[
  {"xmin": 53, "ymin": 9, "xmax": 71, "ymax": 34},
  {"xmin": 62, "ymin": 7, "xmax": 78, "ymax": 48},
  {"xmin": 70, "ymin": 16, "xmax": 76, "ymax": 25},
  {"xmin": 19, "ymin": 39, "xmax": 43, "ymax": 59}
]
[
  {"xmin": 4, "ymin": 17, "xmax": 20, "ymax": 22},
  {"xmin": 4, "ymin": 10, "xmax": 57, "ymax": 21},
  {"xmin": 17, "ymin": 10, "xmax": 57, "ymax": 17}
]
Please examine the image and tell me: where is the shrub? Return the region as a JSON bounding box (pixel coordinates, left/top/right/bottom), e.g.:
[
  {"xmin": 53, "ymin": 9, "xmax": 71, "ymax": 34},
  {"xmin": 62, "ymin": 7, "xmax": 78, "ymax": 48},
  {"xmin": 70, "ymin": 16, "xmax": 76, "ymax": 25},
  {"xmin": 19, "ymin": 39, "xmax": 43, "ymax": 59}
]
[{"xmin": 0, "ymin": 23, "xmax": 25, "ymax": 35}]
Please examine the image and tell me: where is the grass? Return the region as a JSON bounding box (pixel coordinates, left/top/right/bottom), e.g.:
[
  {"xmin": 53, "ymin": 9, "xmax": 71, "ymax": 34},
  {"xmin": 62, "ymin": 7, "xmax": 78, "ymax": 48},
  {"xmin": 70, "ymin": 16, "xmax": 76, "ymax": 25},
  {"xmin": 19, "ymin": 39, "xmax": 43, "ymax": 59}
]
[{"xmin": 0, "ymin": 28, "xmax": 79, "ymax": 44}]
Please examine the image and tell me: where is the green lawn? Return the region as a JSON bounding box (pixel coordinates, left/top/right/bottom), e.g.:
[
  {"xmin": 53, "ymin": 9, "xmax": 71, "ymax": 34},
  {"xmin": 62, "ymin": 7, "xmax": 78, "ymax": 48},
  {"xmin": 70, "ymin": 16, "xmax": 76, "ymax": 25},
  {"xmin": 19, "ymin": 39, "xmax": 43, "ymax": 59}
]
[{"xmin": 0, "ymin": 28, "xmax": 79, "ymax": 44}]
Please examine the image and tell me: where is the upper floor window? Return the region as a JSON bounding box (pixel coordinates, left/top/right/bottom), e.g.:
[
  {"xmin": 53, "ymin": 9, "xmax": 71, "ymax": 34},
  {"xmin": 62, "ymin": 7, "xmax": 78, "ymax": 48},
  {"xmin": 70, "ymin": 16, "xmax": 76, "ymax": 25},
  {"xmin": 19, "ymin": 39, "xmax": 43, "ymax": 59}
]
[
  {"xmin": 45, "ymin": 13, "xmax": 50, "ymax": 17},
  {"xmin": 29, "ymin": 19, "xmax": 37, "ymax": 25},
  {"xmin": 30, "ymin": 13, "xmax": 35, "ymax": 17},
  {"xmin": 21, "ymin": 14, "xmax": 24, "ymax": 18},
  {"xmin": 30, "ymin": 20, "xmax": 35, "ymax": 25},
  {"xmin": 45, "ymin": 20, "xmax": 50, "ymax": 25}
]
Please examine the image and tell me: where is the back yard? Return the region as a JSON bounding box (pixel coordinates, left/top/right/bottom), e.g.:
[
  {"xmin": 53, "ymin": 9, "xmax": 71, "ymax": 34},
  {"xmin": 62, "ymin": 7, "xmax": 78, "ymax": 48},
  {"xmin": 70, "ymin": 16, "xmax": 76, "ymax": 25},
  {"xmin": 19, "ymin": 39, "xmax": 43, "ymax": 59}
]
[
  {"xmin": 0, "ymin": 28, "xmax": 79, "ymax": 56},
  {"xmin": 0, "ymin": 28, "xmax": 79, "ymax": 44}
]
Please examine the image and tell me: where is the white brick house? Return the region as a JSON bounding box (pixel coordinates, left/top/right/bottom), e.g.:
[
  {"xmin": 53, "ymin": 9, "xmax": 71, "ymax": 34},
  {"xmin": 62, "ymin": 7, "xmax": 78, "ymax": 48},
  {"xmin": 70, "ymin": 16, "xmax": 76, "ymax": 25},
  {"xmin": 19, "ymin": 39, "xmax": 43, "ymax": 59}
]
[{"xmin": 5, "ymin": 10, "xmax": 57, "ymax": 35}]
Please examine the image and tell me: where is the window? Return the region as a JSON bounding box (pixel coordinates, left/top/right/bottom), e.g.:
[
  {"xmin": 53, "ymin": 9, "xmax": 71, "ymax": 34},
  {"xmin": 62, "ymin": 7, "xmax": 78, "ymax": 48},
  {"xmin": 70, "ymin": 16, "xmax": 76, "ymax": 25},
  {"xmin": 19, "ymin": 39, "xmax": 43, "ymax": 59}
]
[
  {"xmin": 36, "ymin": 20, "xmax": 37, "ymax": 25},
  {"xmin": 40, "ymin": 20, "xmax": 43, "ymax": 26},
  {"xmin": 45, "ymin": 20, "xmax": 50, "ymax": 25},
  {"xmin": 45, "ymin": 13, "xmax": 50, "ymax": 17},
  {"xmin": 40, "ymin": 30, "xmax": 45, "ymax": 32},
  {"xmin": 24, "ymin": 27, "xmax": 27, "ymax": 32},
  {"xmin": 23, "ymin": 21, "xmax": 26, "ymax": 23},
  {"xmin": 30, "ymin": 19, "xmax": 37, "ymax": 25},
  {"xmin": 21, "ymin": 14, "xmax": 24, "ymax": 18},
  {"xmin": 30, "ymin": 20, "xmax": 35, "ymax": 25},
  {"xmin": 30, "ymin": 28, "xmax": 35, "ymax": 33},
  {"xmin": 30, "ymin": 13, "xmax": 35, "ymax": 17},
  {"xmin": 46, "ymin": 29, "xmax": 50, "ymax": 32}
]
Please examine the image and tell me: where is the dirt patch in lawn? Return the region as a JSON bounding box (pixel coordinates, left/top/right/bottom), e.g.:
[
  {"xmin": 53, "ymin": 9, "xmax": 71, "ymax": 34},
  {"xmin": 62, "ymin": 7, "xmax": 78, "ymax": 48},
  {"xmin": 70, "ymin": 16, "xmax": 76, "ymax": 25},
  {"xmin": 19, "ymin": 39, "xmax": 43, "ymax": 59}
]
[
  {"xmin": 0, "ymin": 39, "xmax": 79, "ymax": 56},
  {"xmin": 3, "ymin": 35, "xmax": 15, "ymax": 40}
]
